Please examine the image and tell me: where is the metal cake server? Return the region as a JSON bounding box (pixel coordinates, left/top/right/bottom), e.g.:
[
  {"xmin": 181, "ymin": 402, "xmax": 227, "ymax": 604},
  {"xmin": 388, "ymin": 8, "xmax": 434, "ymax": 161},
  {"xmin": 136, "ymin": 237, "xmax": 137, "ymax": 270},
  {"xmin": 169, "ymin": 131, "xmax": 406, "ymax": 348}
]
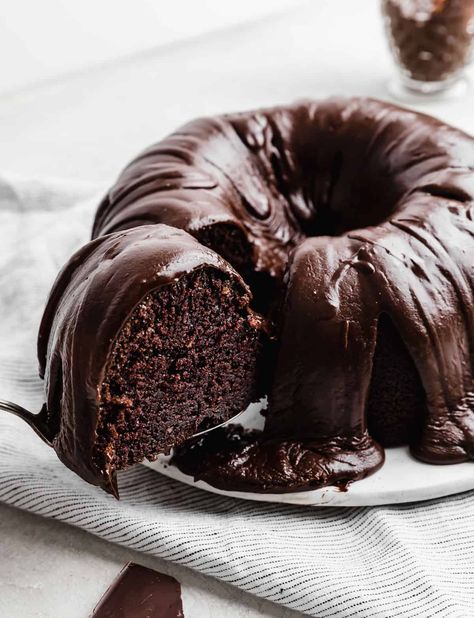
[
  {"xmin": 0, "ymin": 399, "xmax": 54, "ymax": 446},
  {"xmin": 0, "ymin": 397, "xmax": 247, "ymax": 446}
]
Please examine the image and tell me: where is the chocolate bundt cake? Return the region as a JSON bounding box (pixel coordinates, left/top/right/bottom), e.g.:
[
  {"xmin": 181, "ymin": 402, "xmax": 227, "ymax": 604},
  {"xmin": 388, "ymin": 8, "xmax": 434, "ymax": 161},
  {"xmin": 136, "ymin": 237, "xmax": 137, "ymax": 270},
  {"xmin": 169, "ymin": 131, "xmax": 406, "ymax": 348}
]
[{"xmin": 29, "ymin": 98, "xmax": 474, "ymax": 495}]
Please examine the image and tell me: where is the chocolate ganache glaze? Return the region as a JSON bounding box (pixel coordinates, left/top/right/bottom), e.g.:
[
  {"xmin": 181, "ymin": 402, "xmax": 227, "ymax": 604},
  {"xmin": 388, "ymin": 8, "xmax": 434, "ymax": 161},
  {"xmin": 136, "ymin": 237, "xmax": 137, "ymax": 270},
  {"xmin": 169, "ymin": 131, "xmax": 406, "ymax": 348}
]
[{"xmin": 34, "ymin": 97, "xmax": 474, "ymax": 495}]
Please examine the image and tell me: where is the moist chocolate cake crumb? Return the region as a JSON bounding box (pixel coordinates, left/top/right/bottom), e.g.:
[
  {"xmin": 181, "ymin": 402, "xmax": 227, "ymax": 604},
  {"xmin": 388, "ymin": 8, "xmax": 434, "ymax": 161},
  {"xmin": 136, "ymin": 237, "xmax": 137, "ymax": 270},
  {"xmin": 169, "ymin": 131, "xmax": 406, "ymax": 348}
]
[
  {"xmin": 197, "ymin": 222, "xmax": 280, "ymax": 315},
  {"xmin": 94, "ymin": 267, "xmax": 264, "ymax": 473},
  {"xmin": 197, "ymin": 223, "xmax": 253, "ymax": 273},
  {"xmin": 367, "ymin": 314, "xmax": 427, "ymax": 447}
]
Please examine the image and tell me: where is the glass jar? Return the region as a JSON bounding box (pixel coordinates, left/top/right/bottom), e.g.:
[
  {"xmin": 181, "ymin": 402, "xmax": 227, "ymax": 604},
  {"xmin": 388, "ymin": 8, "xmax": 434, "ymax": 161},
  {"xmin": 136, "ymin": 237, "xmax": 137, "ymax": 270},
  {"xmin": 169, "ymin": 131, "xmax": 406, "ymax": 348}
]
[{"xmin": 382, "ymin": 0, "xmax": 474, "ymax": 95}]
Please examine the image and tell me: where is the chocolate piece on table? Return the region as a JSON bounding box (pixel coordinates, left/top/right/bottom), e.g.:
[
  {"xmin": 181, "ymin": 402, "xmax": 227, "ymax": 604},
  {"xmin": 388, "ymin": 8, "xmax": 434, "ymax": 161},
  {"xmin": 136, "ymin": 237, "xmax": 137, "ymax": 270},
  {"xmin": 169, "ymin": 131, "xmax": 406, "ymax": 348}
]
[{"xmin": 91, "ymin": 562, "xmax": 184, "ymax": 618}]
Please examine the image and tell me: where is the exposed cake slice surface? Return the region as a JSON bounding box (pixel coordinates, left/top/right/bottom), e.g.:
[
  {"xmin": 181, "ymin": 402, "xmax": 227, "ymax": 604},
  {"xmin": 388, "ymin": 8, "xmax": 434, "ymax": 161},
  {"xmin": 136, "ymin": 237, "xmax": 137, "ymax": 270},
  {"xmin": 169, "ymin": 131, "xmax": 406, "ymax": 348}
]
[{"xmin": 38, "ymin": 225, "xmax": 266, "ymax": 495}]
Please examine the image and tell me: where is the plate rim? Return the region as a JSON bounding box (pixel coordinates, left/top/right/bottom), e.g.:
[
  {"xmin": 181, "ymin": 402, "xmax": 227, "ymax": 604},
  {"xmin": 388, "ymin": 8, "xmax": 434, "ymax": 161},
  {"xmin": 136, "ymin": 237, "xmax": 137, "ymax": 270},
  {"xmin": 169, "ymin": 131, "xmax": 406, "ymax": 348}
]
[
  {"xmin": 144, "ymin": 447, "xmax": 474, "ymax": 507},
  {"xmin": 143, "ymin": 401, "xmax": 474, "ymax": 507}
]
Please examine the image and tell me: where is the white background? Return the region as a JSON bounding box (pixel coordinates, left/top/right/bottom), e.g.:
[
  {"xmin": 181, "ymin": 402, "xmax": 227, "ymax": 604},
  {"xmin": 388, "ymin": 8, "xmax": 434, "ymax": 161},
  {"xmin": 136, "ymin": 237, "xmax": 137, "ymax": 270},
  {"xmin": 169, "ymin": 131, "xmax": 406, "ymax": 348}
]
[
  {"xmin": 0, "ymin": 0, "xmax": 472, "ymax": 187},
  {"xmin": 0, "ymin": 0, "xmax": 298, "ymax": 94}
]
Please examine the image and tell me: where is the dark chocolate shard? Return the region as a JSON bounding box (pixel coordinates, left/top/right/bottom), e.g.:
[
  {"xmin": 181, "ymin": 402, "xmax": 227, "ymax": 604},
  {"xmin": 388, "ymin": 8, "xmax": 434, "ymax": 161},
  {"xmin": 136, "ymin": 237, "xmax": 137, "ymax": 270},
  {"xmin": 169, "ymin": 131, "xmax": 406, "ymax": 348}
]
[{"xmin": 91, "ymin": 563, "xmax": 184, "ymax": 618}]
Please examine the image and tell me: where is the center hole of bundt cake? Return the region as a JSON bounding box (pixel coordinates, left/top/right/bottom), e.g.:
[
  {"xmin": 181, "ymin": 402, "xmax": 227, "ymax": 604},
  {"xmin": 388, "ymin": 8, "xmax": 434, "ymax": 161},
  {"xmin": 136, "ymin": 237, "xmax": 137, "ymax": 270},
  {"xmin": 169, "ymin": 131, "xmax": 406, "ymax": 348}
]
[
  {"xmin": 287, "ymin": 144, "xmax": 406, "ymax": 239},
  {"xmin": 93, "ymin": 268, "xmax": 263, "ymax": 472}
]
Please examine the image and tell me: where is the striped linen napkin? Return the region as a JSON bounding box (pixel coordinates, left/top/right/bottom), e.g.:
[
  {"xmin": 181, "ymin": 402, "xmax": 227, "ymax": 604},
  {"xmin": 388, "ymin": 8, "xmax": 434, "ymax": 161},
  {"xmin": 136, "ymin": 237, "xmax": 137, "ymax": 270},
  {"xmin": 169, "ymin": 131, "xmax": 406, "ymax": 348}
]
[{"xmin": 0, "ymin": 173, "xmax": 473, "ymax": 618}]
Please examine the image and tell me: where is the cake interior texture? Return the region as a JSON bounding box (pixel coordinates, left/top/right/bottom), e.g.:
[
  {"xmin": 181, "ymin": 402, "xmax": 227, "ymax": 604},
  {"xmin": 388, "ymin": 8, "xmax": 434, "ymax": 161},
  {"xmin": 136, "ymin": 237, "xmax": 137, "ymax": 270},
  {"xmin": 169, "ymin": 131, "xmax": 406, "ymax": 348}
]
[
  {"xmin": 367, "ymin": 314, "xmax": 427, "ymax": 447},
  {"xmin": 197, "ymin": 223, "xmax": 279, "ymax": 315},
  {"xmin": 94, "ymin": 267, "xmax": 263, "ymax": 473}
]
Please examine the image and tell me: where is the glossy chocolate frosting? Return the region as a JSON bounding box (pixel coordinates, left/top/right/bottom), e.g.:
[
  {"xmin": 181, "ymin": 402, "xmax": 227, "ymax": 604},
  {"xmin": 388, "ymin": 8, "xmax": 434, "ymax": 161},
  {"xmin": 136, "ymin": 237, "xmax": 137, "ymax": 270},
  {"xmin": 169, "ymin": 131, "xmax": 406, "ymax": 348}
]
[
  {"xmin": 37, "ymin": 224, "xmax": 251, "ymax": 494},
  {"xmin": 38, "ymin": 97, "xmax": 474, "ymax": 494}
]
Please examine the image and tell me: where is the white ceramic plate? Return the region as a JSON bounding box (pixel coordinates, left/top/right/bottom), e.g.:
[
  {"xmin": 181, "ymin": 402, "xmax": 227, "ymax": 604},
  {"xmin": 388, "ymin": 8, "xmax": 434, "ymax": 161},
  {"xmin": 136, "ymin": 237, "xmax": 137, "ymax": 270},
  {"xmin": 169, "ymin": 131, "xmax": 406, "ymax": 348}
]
[{"xmin": 144, "ymin": 401, "xmax": 474, "ymax": 506}]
